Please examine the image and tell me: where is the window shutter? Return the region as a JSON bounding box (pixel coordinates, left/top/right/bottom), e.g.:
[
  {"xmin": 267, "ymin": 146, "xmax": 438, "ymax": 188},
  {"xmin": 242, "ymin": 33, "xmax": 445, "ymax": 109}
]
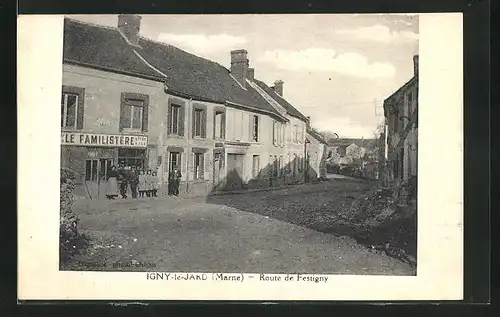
[
  {"xmin": 119, "ymin": 93, "xmax": 127, "ymax": 132},
  {"xmin": 200, "ymin": 154, "xmax": 205, "ymax": 179},
  {"xmin": 179, "ymin": 105, "xmax": 185, "ymax": 136},
  {"xmin": 213, "ymin": 111, "xmax": 216, "ymax": 139},
  {"xmin": 201, "ymin": 109, "xmax": 207, "ymax": 138},
  {"xmin": 142, "ymin": 95, "xmax": 149, "ymax": 132},
  {"xmin": 273, "ymin": 122, "xmax": 277, "ymax": 145},
  {"xmin": 192, "ymin": 108, "xmax": 196, "ymax": 138},
  {"xmin": 167, "ymin": 104, "xmax": 173, "ymax": 134},
  {"xmin": 76, "ymin": 88, "xmax": 85, "ymax": 130},
  {"xmin": 221, "ymin": 111, "xmax": 226, "ymax": 139},
  {"xmin": 249, "ymin": 115, "xmax": 253, "ymax": 141}
]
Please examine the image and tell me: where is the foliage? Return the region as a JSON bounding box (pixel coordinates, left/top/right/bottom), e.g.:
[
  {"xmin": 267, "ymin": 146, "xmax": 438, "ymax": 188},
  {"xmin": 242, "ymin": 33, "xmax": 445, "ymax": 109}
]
[{"xmin": 60, "ymin": 168, "xmax": 88, "ymax": 263}]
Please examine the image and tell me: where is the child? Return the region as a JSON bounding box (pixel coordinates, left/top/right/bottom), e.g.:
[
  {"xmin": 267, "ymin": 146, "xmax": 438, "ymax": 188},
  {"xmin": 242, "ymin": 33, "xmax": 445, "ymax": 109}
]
[
  {"xmin": 145, "ymin": 169, "xmax": 153, "ymax": 197},
  {"xmin": 138, "ymin": 170, "xmax": 147, "ymax": 197},
  {"xmin": 151, "ymin": 171, "xmax": 159, "ymax": 197}
]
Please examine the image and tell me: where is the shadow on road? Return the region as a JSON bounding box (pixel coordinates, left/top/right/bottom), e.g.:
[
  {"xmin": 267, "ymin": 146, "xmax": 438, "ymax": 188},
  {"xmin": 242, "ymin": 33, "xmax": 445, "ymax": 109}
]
[{"xmin": 204, "ymin": 177, "xmax": 417, "ymax": 267}]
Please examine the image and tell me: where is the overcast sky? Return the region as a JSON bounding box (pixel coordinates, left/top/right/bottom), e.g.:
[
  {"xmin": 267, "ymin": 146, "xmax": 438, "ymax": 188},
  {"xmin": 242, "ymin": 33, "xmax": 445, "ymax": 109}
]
[{"xmin": 68, "ymin": 14, "xmax": 418, "ymax": 138}]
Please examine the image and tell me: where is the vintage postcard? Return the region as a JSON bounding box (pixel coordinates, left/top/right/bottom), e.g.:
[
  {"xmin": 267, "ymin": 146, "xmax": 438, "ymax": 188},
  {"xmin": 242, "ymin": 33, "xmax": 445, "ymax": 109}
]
[{"xmin": 18, "ymin": 13, "xmax": 463, "ymax": 301}]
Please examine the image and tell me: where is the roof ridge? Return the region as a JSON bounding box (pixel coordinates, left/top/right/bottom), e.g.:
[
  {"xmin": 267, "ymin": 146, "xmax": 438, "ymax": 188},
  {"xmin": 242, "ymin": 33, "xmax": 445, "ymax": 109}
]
[
  {"xmin": 138, "ymin": 36, "xmax": 231, "ymax": 72},
  {"xmin": 384, "ymin": 75, "xmax": 417, "ymax": 102},
  {"xmin": 253, "ymin": 78, "xmax": 308, "ymax": 121},
  {"xmin": 64, "ymin": 17, "xmax": 119, "ymax": 32}
]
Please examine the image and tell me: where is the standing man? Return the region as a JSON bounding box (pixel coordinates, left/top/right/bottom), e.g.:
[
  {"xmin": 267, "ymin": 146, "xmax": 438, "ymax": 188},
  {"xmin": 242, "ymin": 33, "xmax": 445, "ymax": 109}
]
[
  {"xmin": 129, "ymin": 166, "xmax": 139, "ymax": 199},
  {"xmin": 119, "ymin": 165, "xmax": 129, "ymax": 199},
  {"xmin": 171, "ymin": 165, "xmax": 182, "ymax": 196}
]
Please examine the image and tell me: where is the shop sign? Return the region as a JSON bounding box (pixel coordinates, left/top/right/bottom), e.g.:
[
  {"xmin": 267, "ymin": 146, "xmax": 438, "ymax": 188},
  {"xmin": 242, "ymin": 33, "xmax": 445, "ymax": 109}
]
[{"xmin": 61, "ymin": 132, "xmax": 148, "ymax": 148}]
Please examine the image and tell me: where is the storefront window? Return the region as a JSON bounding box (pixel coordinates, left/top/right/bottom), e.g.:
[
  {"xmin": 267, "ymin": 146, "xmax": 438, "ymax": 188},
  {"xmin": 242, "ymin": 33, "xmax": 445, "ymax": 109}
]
[
  {"xmin": 85, "ymin": 159, "xmax": 98, "ymax": 181},
  {"xmin": 118, "ymin": 149, "xmax": 146, "ymax": 170}
]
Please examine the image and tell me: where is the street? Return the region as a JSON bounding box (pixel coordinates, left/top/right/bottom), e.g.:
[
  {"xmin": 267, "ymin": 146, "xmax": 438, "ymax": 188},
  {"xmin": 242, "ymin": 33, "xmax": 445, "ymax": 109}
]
[{"xmin": 64, "ymin": 176, "xmax": 414, "ymax": 275}]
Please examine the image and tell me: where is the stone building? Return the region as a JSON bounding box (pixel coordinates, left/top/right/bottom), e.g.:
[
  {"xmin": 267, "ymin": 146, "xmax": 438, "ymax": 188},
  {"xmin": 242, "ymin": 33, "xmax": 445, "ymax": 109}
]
[
  {"xmin": 61, "ymin": 15, "xmax": 310, "ymax": 198},
  {"xmin": 305, "ymin": 123, "xmax": 328, "ymax": 181},
  {"xmin": 383, "ymin": 55, "xmax": 418, "ymax": 199}
]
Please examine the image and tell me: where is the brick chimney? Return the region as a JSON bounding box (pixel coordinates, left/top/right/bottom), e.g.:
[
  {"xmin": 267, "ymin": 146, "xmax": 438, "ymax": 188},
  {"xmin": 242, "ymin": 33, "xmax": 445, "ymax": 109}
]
[
  {"xmin": 118, "ymin": 14, "xmax": 142, "ymax": 46},
  {"xmin": 247, "ymin": 68, "xmax": 255, "ymax": 81},
  {"xmin": 230, "ymin": 49, "xmax": 249, "ymax": 88},
  {"xmin": 413, "ymin": 55, "xmax": 419, "ymax": 77},
  {"xmin": 274, "ymin": 80, "xmax": 284, "ymax": 97},
  {"xmin": 306, "ymin": 116, "xmax": 311, "ymax": 129}
]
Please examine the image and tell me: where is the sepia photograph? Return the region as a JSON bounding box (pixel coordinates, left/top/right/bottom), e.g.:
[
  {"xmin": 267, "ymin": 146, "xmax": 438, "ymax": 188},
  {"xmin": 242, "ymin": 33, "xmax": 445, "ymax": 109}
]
[
  {"xmin": 18, "ymin": 12, "xmax": 464, "ymax": 301},
  {"xmin": 59, "ymin": 13, "xmax": 419, "ymax": 275}
]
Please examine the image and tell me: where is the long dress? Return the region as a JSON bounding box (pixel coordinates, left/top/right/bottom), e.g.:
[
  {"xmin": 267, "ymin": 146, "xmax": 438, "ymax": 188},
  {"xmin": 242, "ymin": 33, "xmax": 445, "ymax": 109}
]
[
  {"xmin": 151, "ymin": 174, "xmax": 159, "ymax": 191},
  {"xmin": 106, "ymin": 170, "xmax": 119, "ymax": 197},
  {"xmin": 138, "ymin": 174, "xmax": 147, "ymax": 192}
]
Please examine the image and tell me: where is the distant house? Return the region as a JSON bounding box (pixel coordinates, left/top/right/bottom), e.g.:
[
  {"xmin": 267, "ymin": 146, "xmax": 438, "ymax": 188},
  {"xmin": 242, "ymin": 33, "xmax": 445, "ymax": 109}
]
[
  {"xmin": 305, "ymin": 122, "xmax": 328, "ymax": 181},
  {"xmin": 383, "ymin": 55, "xmax": 418, "ymax": 193},
  {"xmin": 326, "ymin": 138, "xmax": 376, "ymax": 166}
]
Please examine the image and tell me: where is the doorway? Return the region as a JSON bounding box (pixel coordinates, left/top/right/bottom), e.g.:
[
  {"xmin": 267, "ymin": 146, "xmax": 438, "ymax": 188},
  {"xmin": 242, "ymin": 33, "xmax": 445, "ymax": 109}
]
[
  {"xmin": 213, "ymin": 151, "xmax": 225, "ymax": 191},
  {"xmin": 225, "ymin": 154, "xmax": 244, "ymax": 190}
]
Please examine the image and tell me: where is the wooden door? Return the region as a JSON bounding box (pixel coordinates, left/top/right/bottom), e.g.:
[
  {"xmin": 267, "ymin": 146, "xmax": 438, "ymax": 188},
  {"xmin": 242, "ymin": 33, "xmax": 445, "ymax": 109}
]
[{"xmin": 213, "ymin": 151, "xmax": 225, "ymax": 190}]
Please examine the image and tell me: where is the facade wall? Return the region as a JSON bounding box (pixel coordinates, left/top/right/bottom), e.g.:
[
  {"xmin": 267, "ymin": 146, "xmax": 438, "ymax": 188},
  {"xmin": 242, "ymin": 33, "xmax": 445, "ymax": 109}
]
[
  {"xmin": 61, "ymin": 64, "xmax": 311, "ymax": 199},
  {"xmin": 306, "ymin": 133, "xmax": 326, "ymax": 181},
  {"xmin": 384, "ymin": 80, "xmax": 418, "ymax": 186},
  {"xmin": 61, "ymin": 64, "xmax": 166, "ymax": 198}
]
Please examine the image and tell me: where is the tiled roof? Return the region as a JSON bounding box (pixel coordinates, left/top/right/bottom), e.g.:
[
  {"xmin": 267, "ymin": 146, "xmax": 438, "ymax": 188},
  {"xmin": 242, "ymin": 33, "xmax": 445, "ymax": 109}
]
[
  {"xmin": 253, "ymin": 79, "xmax": 309, "ymax": 122},
  {"xmin": 383, "ymin": 76, "xmax": 417, "ymax": 110},
  {"xmin": 307, "ymin": 128, "xmax": 328, "ymax": 145},
  {"xmin": 63, "ymin": 19, "xmax": 162, "ymax": 81},
  {"xmin": 63, "ymin": 18, "xmax": 285, "ymax": 120}
]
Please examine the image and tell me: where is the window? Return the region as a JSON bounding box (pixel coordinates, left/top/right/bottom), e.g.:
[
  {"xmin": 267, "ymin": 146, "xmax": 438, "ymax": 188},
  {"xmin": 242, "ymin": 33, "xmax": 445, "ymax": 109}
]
[
  {"xmin": 281, "ymin": 124, "xmax": 286, "ymax": 146},
  {"xmin": 120, "ymin": 93, "xmax": 149, "ymax": 132},
  {"xmin": 273, "ymin": 121, "xmax": 285, "ymax": 146},
  {"xmin": 293, "ymin": 125, "xmax": 299, "ymax": 143},
  {"xmin": 61, "ymin": 93, "xmax": 78, "ymax": 128},
  {"xmin": 99, "ymin": 159, "xmax": 113, "ymax": 180},
  {"xmin": 194, "ymin": 153, "xmax": 204, "ymax": 180},
  {"xmin": 252, "ymin": 155, "xmax": 260, "ymax": 178},
  {"xmin": 272, "ymin": 121, "xmax": 277, "ymax": 145},
  {"xmin": 194, "ymin": 109, "xmax": 203, "ymax": 137},
  {"xmin": 169, "ymin": 152, "xmax": 181, "ymax": 172},
  {"xmin": 214, "ymin": 110, "xmax": 225, "ymax": 139},
  {"xmin": 277, "ymin": 123, "xmax": 282, "ymax": 146},
  {"xmin": 118, "ymin": 149, "xmax": 146, "ymax": 169},
  {"xmin": 252, "ymin": 115, "xmax": 259, "ymax": 142},
  {"xmin": 192, "ymin": 106, "xmax": 207, "ymax": 138},
  {"xmin": 170, "ymin": 104, "xmax": 181, "ymax": 134},
  {"xmin": 85, "ymin": 159, "xmax": 98, "ymax": 181},
  {"xmin": 123, "ymin": 99, "xmax": 144, "ymax": 130},
  {"xmin": 61, "ymin": 86, "xmax": 84, "ymax": 129}
]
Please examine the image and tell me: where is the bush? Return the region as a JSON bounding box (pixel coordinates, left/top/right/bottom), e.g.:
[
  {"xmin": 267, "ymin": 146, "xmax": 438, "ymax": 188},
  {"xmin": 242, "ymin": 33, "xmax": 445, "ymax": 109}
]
[{"xmin": 60, "ymin": 168, "xmax": 87, "ymax": 263}]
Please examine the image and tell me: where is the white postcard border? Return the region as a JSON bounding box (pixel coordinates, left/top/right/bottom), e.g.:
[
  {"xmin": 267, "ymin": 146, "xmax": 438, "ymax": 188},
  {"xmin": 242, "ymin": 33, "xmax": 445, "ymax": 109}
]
[{"xmin": 17, "ymin": 13, "xmax": 463, "ymax": 301}]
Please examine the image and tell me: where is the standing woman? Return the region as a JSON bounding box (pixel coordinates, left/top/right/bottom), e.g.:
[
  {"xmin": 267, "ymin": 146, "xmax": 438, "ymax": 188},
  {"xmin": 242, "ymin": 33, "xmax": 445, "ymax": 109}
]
[
  {"xmin": 106, "ymin": 165, "xmax": 119, "ymax": 199},
  {"xmin": 145, "ymin": 169, "xmax": 153, "ymax": 197},
  {"xmin": 138, "ymin": 169, "xmax": 147, "ymax": 198}
]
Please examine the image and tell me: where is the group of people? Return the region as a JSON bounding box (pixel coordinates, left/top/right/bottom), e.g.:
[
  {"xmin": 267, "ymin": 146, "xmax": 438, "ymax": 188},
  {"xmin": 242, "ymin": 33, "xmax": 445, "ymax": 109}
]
[
  {"xmin": 105, "ymin": 165, "xmax": 159, "ymax": 200},
  {"xmin": 105, "ymin": 164, "xmax": 183, "ymax": 199}
]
